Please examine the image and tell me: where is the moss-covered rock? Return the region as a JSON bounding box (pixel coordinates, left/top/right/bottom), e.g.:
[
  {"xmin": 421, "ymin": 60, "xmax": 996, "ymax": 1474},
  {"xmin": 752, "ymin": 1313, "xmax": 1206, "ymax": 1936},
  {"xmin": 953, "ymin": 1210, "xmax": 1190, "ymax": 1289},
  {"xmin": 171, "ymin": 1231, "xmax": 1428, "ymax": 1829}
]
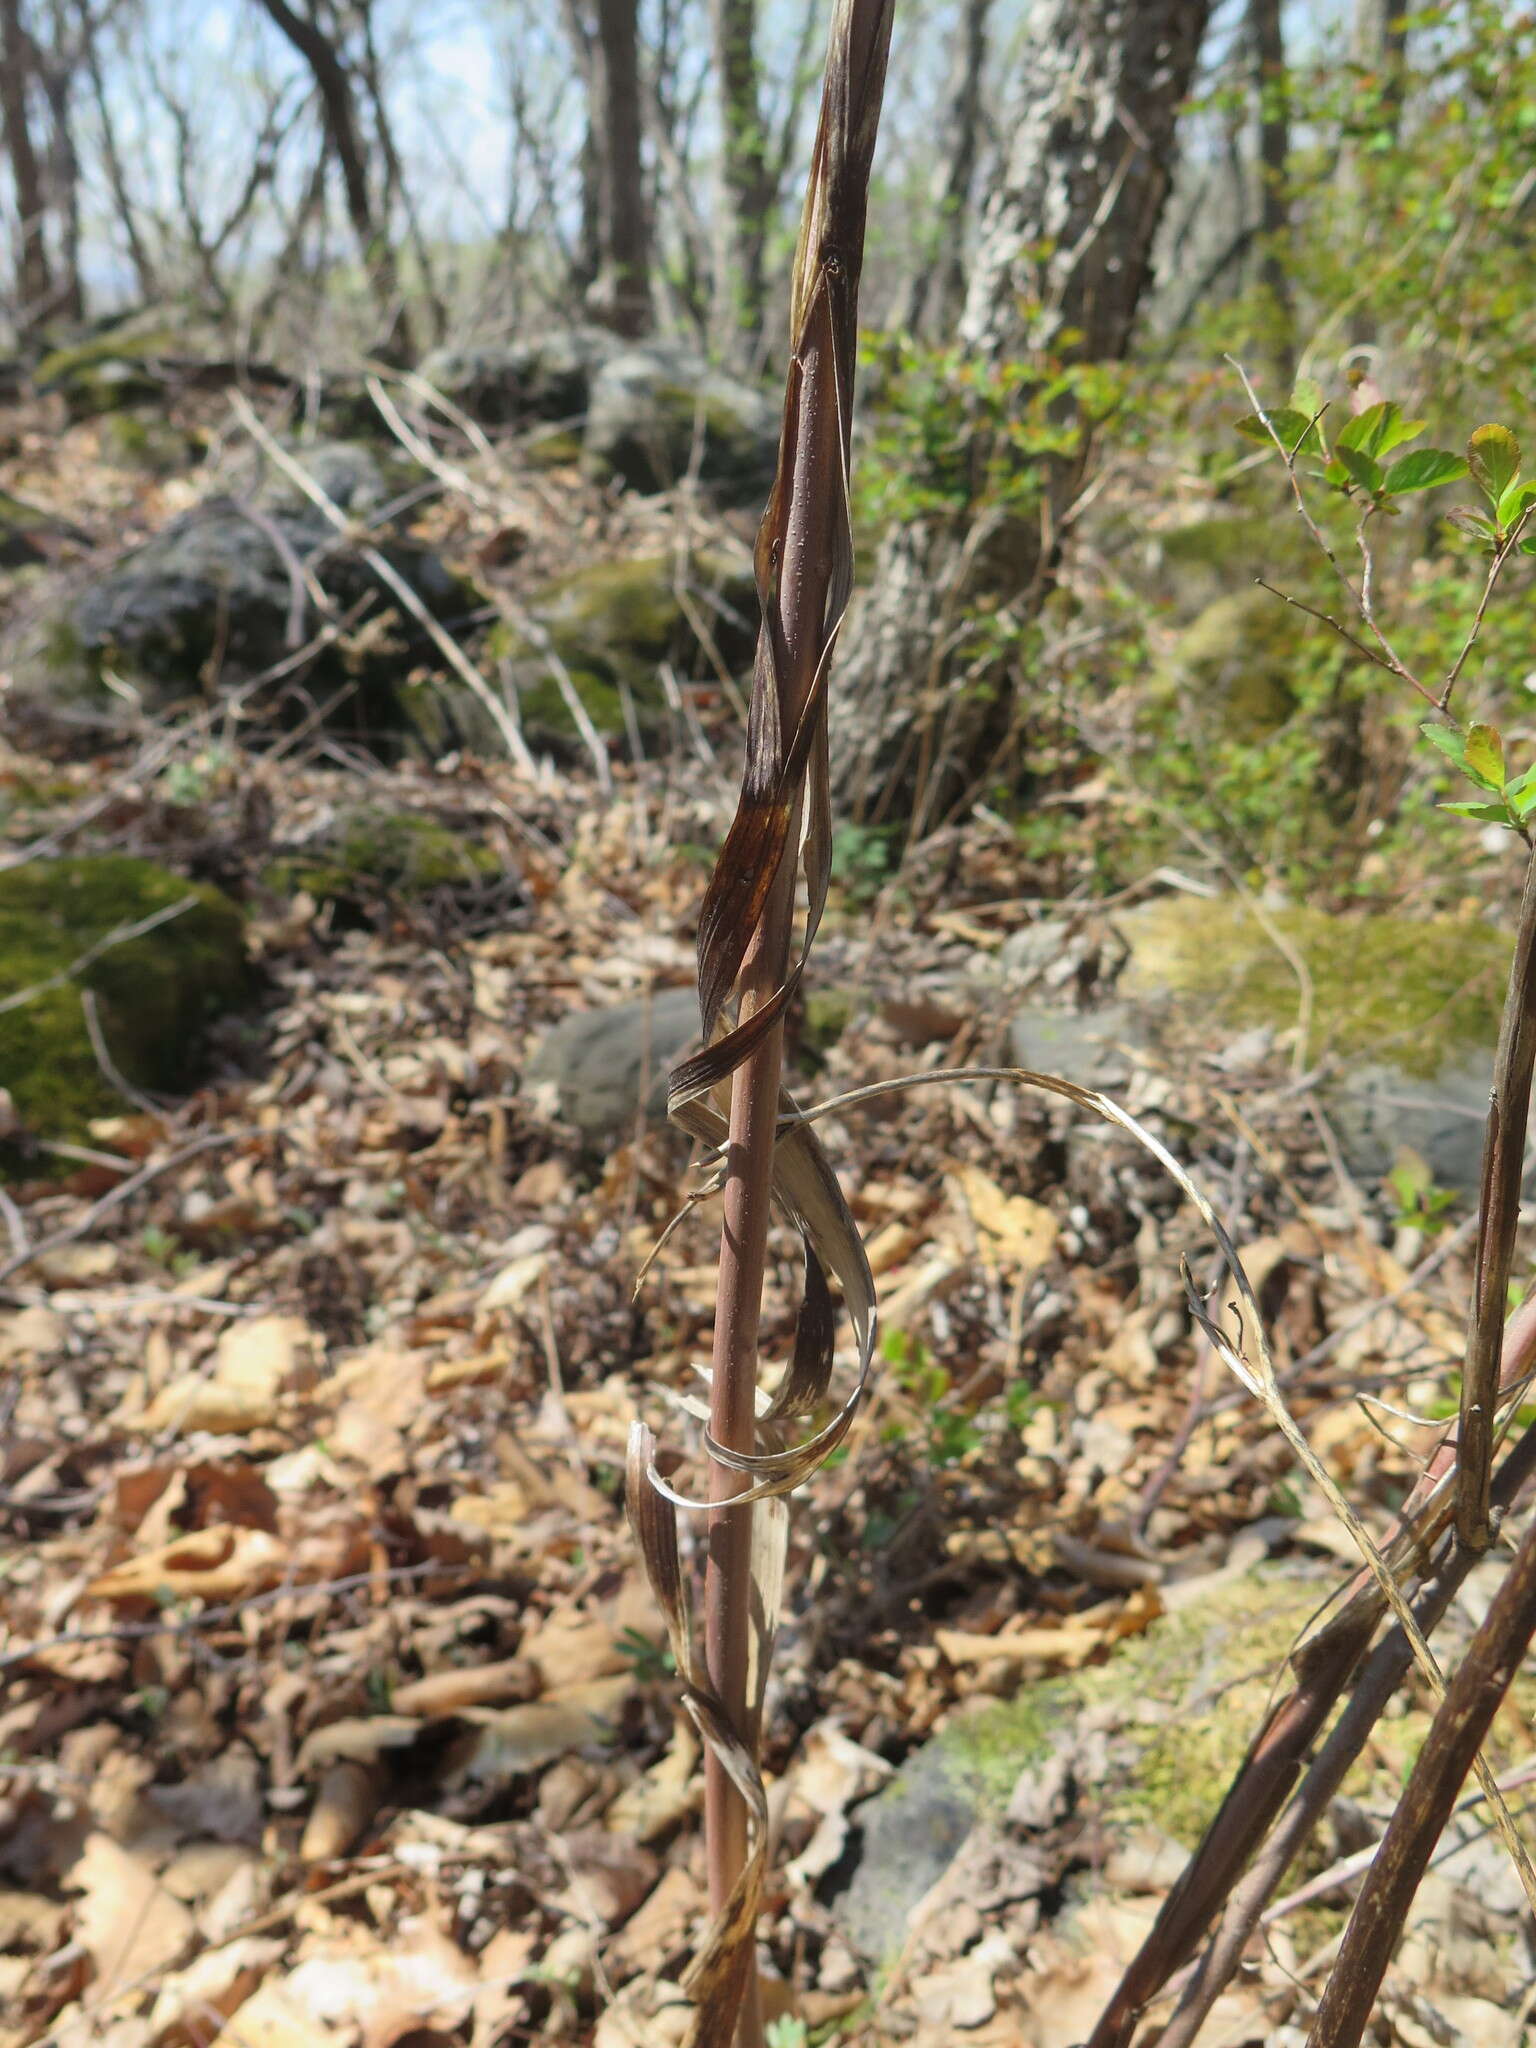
[
  {"xmin": 96, "ymin": 409, "xmax": 198, "ymax": 476},
  {"xmin": 0, "ymin": 856, "xmax": 249, "ymax": 1154},
  {"xmin": 425, "ymin": 550, "xmax": 757, "ymax": 756},
  {"xmin": 32, "ymin": 308, "xmax": 202, "ymax": 417},
  {"xmin": 1117, "ymin": 897, "xmax": 1507, "ymax": 1079},
  {"xmin": 1112, "ymin": 895, "xmax": 1509, "ymax": 1190},
  {"xmin": 0, "ymin": 490, "xmax": 88, "ymax": 569},
  {"xmin": 1163, "ymin": 587, "xmax": 1309, "ymax": 740},
  {"xmin": 262, "ymin": 807, "xmax": 502, "ymax": 913},
  {"xmin": 1152, "ymin": 512, "xmax": 1314, "ymax": 623},
  {"xmin": 802, "ymin": 986, "xmax": 855, "ymax": 1052}
]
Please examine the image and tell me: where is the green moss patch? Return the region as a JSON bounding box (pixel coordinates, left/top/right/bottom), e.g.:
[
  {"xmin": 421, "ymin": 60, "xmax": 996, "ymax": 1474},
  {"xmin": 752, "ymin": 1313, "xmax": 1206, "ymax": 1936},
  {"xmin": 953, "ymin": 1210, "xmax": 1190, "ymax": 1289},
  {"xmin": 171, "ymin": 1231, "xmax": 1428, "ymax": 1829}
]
[
  {"xmin": 262, "ymin": 808, "xmax": 501, "ymax": 911},
  {"xmin": 489, "ymin": 551, "xmax": 757, "ymax": 751},
  {"xmin": 0, "ymin": 856, "xmax": 249, "ymax": 1153},
  {"xmin": 1118, "ymin": 897, "xmax": 1509, "ymax": 1079},
  {"xmin": 942, "ymin": 1567, "xmax": 1323, "ymax": 1850}
]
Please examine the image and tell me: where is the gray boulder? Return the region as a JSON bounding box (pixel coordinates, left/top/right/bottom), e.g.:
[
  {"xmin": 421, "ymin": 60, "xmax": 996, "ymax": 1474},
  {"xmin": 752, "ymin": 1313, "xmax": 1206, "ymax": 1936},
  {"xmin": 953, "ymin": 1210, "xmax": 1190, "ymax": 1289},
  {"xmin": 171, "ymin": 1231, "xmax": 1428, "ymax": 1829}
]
[
  {"xmin": 583, "ymin": 342, "xmax": 778, "ymax": 503},
  {"xmin": 420, "ymin": 327, "xmax": 779, "ymax": 505},
  {"xmin": 419, "ymin": 328, "xmax": 620, "ymax": 428},
  {"xmin": 254, "ymin": 439, "xmax": 402, "ymax": 518},
  {"xmin": 7, "ymin": 494, "xmax": 468, "ymax": 741},
  {"xmin": 832, "ymin": 1740, "xmax": 989, "ymax": 1961},
  {"xmin": 526, "ymin": 987, "xmax": 699, "ymax": 1140}
]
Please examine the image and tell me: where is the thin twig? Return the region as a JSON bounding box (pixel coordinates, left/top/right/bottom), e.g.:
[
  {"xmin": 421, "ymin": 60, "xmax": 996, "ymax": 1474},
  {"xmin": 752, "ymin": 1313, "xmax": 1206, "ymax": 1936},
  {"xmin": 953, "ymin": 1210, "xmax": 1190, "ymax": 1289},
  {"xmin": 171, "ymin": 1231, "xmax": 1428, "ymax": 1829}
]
[{"xmin": 0, "ymin": 1129, "xmax": 258, "ymax": 1290}]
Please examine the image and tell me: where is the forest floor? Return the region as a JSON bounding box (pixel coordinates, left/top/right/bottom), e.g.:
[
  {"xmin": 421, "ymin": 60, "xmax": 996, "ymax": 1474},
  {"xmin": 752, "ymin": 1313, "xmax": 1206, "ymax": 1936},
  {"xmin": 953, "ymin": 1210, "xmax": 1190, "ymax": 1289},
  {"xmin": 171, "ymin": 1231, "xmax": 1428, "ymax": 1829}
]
[{"xmin": 1, "ymin": 396, "xmax": 1533, "ymax": 2048}]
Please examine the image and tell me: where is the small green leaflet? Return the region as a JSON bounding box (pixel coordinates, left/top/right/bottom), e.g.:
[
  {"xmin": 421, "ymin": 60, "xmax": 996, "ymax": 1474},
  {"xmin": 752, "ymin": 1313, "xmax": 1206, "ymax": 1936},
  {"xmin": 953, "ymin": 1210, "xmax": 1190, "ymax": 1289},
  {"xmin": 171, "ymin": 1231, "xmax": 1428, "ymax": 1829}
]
[
  {"xmin": 1336, "ymin": 400, "xmax": 1425, "ymax": 459},
  {"xmin": 1505, "ymin": 764, "xmax": 1536, "ymax": 820},
  {"xmin": 1496, "ymin": 478, "xmax": 1536, "ymax": 528},
  {"xmin": 1467, "ymin": 424, "xmax": 1521, "ymax": 505},
  {"xmin": 1440, "ymin": 800, "xmax": 1517, "ymax": 826},
  {"xmin": 1334, "ymin": 445, "xmax": 1382, "ymax": 494},
  {"xmin": 1420, "ymin": 720, "xmax": 1467, "ymax": 768},
  {"xmin": 1462, "ymin": 723, "xmax": 1505, "ymax": 791},
  {"xmin": 1235, "ymin": 406, "xmax": 1321, "ymax": 457},
  {"xmin": 1382, "ymin": 449, "xmax": 1468, "ymax": 495}
]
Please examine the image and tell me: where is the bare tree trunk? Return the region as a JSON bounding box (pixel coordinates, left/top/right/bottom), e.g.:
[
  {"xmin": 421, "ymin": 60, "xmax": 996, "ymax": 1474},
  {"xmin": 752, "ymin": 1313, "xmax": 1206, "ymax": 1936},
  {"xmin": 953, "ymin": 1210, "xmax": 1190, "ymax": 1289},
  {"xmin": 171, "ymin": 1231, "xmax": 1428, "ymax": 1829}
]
[
  {"xmin": 709, "ymin": 0, "xmax": 768, "ymax": 351},
  {"xmin": 1346, "ymin": 0, "xmax": 1407, "ymax": 349},
  {"xmin": 253, "ymin": 0, "xmax": 412, "ymax": 355},
  {"xmin": 0, "ymin": 0, "xmax": 55, "ymax": 331},
  {"xmin": 893, "ymin": 0, "xmax": 994, "ymax": 339},
  {"xmin": 831, "ymin": 0, "xmax": 1211, "ymax": 829},
  {"xmin": 85, "ymin": 20, "xmax": 160, "ymax": 302},
  {"xmin": 588, "ymin": 0, "xmax": 651, "ymax": 335},
  {"xmin": 37, "ymin": 7, "xmax": 83, "ymax": 322},
  {"xmin": 1250, "ymin": 0, "xmax": 1292, "ymax": 383}
]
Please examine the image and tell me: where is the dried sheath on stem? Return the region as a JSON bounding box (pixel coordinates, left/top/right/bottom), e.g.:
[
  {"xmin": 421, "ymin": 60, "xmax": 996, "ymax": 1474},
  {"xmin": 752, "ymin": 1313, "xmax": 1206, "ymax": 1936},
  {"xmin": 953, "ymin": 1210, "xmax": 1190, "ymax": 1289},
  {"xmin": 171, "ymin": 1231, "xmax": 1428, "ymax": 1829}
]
[{"xmin": 626, "ymin": 2, "xmax": 893, "ymax": 2043}]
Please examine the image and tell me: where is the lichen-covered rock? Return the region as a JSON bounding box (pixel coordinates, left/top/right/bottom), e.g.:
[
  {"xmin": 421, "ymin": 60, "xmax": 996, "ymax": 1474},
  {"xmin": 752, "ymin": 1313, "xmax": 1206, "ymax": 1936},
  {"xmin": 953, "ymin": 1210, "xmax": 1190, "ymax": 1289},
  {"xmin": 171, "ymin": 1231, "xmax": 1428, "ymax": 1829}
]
[
  {"xmin": 6, "ymin": 495, "xmax": 468, "ymax": 741},
  {"xmin": 583, "ymin": 342, "xmax": 778, "ymax": 503},
  {"xmin": 419, "ymin": 328, "xmax": 620, "ymax": 427},
  {"xmin": 526, "ymin": 987, "xmax": 699, "ymax": 1140},
  {"xmin": 252, "ymin": 440, "xmax": 406, "ymax": 518},
  {"xmin": 0, "ymin": 856, "xmax": 249, "ymax": 1154},
  {"xmin": 828, "ymin": 1565, "xmax": 1324, "ymax": 1964},
  {"xmin": 262, "ymin": 806, "xmax": 502, "ymax": 914}
]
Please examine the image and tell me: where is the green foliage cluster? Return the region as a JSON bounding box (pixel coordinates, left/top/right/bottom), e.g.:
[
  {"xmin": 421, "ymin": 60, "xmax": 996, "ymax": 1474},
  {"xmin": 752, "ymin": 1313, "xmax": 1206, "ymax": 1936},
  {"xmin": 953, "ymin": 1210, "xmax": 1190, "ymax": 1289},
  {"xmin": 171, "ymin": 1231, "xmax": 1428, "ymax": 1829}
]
[{"xmin": 854, "ymin": 332, "xmax": 1124, "ymax": 533}]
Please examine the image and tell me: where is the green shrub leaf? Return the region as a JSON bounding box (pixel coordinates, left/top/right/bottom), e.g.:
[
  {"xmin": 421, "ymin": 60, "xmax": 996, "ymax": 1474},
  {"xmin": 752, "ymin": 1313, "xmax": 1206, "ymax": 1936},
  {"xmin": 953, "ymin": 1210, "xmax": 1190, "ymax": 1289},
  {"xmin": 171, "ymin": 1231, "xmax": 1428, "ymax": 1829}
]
[
  {"xmin": 1336, "ymin": 445, "xmax": 1383, "ymax": 494},
  {"xmin": 1467, "ymin": 423, "xmax": 1521, "ymax": 504},
  {"xmin": 1463, "ymin": 722, "xmax": 1505, "ymax": 790},
  {"xmin": 1440, "ymin": 799, "xmax": 1516, "ymax": 825},
  {"xmin": 1421, "ymin": 720, "xmax": 1468, "ymax": 767},
  {"xmin": 1235, "ymin": 406, "xmax": 1314, "ymax": 452},
  {"xmin": 1336, "ymin": 401, "xmax": 1423, "ymax": 457},
  {"xmin": 1382, "ymin": 449, "xmax": 1469, "ymax": 495}
]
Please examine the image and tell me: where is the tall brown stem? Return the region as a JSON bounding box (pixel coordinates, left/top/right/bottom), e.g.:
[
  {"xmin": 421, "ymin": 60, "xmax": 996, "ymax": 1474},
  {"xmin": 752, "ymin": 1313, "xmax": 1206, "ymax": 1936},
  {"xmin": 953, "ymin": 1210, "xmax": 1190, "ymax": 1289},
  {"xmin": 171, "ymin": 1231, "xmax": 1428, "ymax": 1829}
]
[
  {"xmin": 704, "ymin": 309, "xmax": 845, "ymax": 2047},
  {"xmin": 1456, "ymin": 837, "xmax": 1536, "ymax": 1547}
]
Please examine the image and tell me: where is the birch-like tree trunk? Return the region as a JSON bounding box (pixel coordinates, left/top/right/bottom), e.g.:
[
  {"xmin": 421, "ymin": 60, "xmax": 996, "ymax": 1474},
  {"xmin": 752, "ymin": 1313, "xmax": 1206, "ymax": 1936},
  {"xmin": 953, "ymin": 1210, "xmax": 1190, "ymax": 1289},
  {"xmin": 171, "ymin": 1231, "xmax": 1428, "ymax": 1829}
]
[{"xmin": 831, "ymin": 0, "xmax": 1211, "ymax": 828}]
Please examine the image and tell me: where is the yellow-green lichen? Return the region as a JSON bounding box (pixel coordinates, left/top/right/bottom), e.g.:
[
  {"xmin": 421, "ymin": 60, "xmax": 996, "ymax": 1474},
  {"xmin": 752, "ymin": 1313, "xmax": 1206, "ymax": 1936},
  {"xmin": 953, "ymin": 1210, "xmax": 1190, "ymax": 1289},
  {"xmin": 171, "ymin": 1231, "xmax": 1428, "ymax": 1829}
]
[{"xmin": 942, "ymin": 1567, "xmax": 1323, "ymax": 1849}]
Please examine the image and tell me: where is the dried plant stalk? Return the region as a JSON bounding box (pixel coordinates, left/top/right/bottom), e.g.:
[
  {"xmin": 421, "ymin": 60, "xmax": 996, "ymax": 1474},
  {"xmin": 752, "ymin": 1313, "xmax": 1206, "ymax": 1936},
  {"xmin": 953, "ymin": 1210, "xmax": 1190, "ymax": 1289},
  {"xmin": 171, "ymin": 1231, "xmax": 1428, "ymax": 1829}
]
[
  {"xmin": 626, "ymin": 3, "xmax": 892, "ymax": 2041},
  {"xmin": 1307, "ymin": 1499, "xmax": 1536, "ymax": 2047}
]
